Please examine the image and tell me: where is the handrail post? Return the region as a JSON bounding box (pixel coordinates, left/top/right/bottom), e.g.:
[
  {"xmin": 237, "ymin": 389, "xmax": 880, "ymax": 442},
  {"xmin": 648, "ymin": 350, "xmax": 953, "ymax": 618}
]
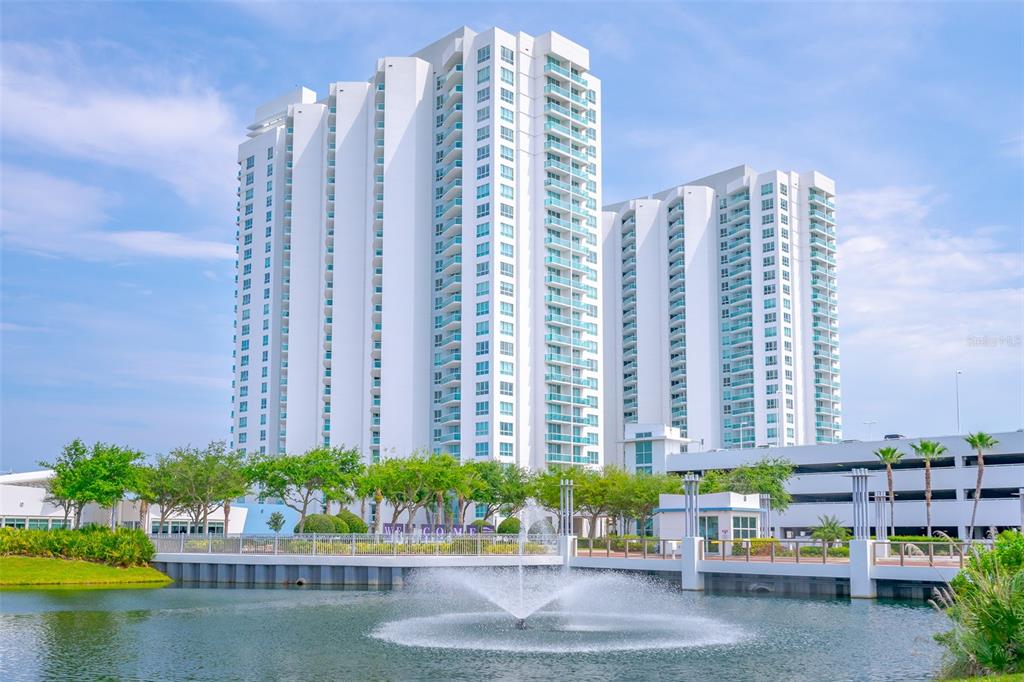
[
  {"xmin": 207, "ymin": 534, "xmax": 212, "ymax": 553},
  {"xmin": 745, "ymin": 540, "xmax": 750, "ymax": 562},
  {"xmin": 351, "ymin": 534, "xmax": 356, "ymax": 556},
  {"xmin": 624, "ymin": 538, "xmax": 629, "ymax": 559},
  {"xmin": 899, "ymin": 542, "xmax": 905, "ymax": 566},
  {"xmin": 180, "ymin": 533, "xmax": 185, "ymax": 553},
  {"xmin": 822, "ymin": 539, "xmax": 827, "ymax": 565},
  {"xmin": 928, "ymin": 542, "xmax": 934, "ymax": 567},
  {"xmin": 477, "ymin": 534, "xmax": 481, "ymax": 556},
  {"xmin": 796, "ymin": 542, "xmax": 801, "ymax": 563},
  {"xmin": 642, "ymin": 537, "xmax": 648, "ymax": 559},
  {"xmin": 770, "ymin": 539, "xmax": 775, "ymax": 563}
]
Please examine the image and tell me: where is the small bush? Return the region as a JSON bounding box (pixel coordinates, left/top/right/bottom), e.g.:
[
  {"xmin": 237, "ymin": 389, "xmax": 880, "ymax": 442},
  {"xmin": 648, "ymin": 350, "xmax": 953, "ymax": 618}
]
[
  {"xmin": 731, "ymin": 538, "xmax": 782, "ymax": 556},
  {"xmin": 496, "ymin": 517, "xmax": 521, "ymax": 534},
  {"xmin": 294, "ymin": 514, "xmax": 342, "ymax": 534},
  {"xmin": 336, "ymin": 510, "xmax": 367, "ymax": 534},
  {"xmin": 0, "ymin": 527, "xmax": 155, "ymax": 567},
  {"xmin": 470, "ymin": 519, "xmax": 491, "ymax": 530},
  {"xmin": 888, "ymin": 535, "xmax": 958, "ymax": 543},
  {"xmin": 797, "ymin": 545, "xmax": 850, "ymax": 558}
]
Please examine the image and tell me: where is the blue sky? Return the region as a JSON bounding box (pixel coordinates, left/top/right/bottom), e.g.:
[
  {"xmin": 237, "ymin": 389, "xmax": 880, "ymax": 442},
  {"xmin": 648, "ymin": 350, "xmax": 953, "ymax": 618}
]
[{"xmin": 2, "ymin": 1, "xmax": 1022, "ymax": 472}]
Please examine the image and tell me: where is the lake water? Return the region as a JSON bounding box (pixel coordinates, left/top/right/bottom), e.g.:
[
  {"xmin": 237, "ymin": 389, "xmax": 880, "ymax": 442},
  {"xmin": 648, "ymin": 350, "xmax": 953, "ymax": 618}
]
[{"xmin": 0, "ymin": 572, "xmax": 948, "ymax": 681}]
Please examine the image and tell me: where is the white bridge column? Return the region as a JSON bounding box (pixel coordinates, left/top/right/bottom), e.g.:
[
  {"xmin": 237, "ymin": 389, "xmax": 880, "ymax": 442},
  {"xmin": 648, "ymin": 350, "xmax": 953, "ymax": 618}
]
[
  {"xmin": 849, "ymin": 539, "xmax": 875, "ymax": 599},
  {"xmin": 680, "ymin": 537, "xmax": 704, "ymax": 591}
]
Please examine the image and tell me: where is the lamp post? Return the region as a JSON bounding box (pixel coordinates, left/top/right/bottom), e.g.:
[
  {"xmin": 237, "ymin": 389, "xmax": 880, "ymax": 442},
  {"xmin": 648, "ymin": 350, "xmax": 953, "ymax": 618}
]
[
  {"xmin": 863, "ymin": 420, "xmax": 877, "ymax": 441},
  {"xmin": 954, "ymin": 370, "xmax": 963, "ymax": 433}
]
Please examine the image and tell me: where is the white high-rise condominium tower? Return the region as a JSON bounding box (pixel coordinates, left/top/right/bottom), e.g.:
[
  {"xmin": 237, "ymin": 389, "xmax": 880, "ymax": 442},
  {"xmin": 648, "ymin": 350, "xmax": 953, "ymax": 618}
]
[
  {"xmin": 231, "ymin": 27, "xmax": 603, "ymax": 470},
  {"xmin": 602, "ymin": 165, "xmax": 840, "ymax": 463}
]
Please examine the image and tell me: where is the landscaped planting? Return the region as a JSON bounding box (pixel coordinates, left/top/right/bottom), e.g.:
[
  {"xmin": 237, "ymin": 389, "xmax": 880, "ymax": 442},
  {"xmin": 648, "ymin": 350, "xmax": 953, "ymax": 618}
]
[{"xmin": 0, "ymin": 527, "xmax": 155, "ymax": 567}]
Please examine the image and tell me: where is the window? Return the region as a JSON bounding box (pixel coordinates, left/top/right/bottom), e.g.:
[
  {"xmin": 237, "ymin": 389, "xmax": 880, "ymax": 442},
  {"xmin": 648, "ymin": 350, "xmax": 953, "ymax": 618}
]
[
  {"xmin": 476, "ymin": 361, "xmax": 489, "ymax": 375},
  {"xmin": 500, "ymin": 164, "xmax": 514, "ymax": 180},
  {"xmin": 476, "ymin": 184, "xmax": 490, "ymax": 199},
  {"xmin": 476, "ymin": 242, "xmax": 490, "ymax": 257},
  {"xmin": 501, "ymin": 46, "xmax": 514, "ymax": 63},
  {"xmin": 477, "ymin": 45, "xmax": 491, "ymax": 62},
  {"xmin": 476, "ymin": 421, "xmax": 489, "ymax": 436},
  {"xmin": 499, "ymin": 442, "xmax": 513, "ymax": 456},
  {"xmin": 500, "ymin": 88, "xmax": 514, "ymax": 104},
  {"xmin": 500, "ymin": 107, "xmax": 514, "ymax": 122},
  {"xmin": 500, "ymin": 361, "xmax": 514, "ymax": 375},
  {"xmin": 477, "ymin": 87, "xmax": 490, "ymax": 103},
  {"xmin": 733, "ymin": 516, "xmax": 757, "ymax": 539},
  {"xmin": 477, "ymin": 164, "xmax": 490, "ymax": 180},
  {"xmin": 500, "ymin": 401, "xmax": 513, "ymax": 415},
  {"xmin": 499, "ymin": 422, "xmax": 513, "ymax": 436},
  {"xmin": 477, "ymin": 144, "xmax": 490, "ymax": 160},
  {"xmin": 477, "ymin": 66, "xmax": 491, "ymax": 83},
  {"xmin": 760, "ymin": 182, "xmax": 773, "ymax": 195},
  {"xmin": 475, "ymin": 401, "xmax": 489, "ymax": 415},
  {"xmin": 477, "ymin": 125, "xmax": 490, "ymax": 141},
  {"xmin": 476, "ymin": 442, "xmax": 490, "ymax": 456},
  {"xmin": 500, "ymin": 67, "xmax": 514, "ymax": 84}
]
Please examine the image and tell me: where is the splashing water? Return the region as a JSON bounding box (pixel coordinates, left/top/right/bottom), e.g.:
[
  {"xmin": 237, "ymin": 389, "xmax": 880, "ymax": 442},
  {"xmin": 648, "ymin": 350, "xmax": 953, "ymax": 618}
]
[{"xmin": 371, "ymin": 569, "xmax": 748, "ymax": 653}]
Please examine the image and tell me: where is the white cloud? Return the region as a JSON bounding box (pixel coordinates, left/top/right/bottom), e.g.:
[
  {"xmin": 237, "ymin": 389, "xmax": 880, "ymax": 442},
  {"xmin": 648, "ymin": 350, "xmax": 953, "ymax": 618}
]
[
  {"xmin": 1, "ymin": 165, "xmax": 234, "ymax": 260},
  {"xmin": 838, "ymin": 185, "xmax": 1023, "ymax": 435},
  {"xmin": 0, "ymin": 42, "xmax": 239, "ymax": 208},
  {"xmin": 104, "ymin": 231, "xmax": 234, "ymax": 260}
]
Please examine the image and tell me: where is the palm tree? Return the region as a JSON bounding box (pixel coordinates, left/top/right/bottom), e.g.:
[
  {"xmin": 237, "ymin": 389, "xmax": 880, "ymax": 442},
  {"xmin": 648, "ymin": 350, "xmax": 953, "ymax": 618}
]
[
  {"xmin": 964, "ymin": 432, "xmax": 999, "ymax": 541},
  {"xmin": 909, "ymin": 440, "xmax": 948, "ymax": 538},
  {"xmin": 811, "ymin": 514, "xmax": 850, "ymax": 543},
  {"xmin": 874, "ymin": 446, "xmax": 904, "ymax": 538}
]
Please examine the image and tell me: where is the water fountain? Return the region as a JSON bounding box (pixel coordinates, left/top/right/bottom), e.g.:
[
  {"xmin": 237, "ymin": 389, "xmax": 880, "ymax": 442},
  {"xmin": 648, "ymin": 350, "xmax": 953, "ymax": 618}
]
[
  {"xmin": 373, "ymin": 499, "xmax": 747, "ymax": 653},
  {"xmin": 371, "ymin": 567, "xmax": 748, "ymax": 653}
]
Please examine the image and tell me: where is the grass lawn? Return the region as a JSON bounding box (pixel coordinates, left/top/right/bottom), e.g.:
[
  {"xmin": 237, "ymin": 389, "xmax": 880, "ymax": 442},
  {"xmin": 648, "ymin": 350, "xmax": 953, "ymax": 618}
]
[{"xmin": 0, "ymin": 556, "xmax": 172, "ymax": 587}]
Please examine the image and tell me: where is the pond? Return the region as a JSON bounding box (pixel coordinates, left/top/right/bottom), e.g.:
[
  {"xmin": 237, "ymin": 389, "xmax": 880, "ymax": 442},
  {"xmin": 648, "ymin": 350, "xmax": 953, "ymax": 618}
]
[{"xmin": 0, "ymin": 570, "xmax": 948, "ymax": 681}]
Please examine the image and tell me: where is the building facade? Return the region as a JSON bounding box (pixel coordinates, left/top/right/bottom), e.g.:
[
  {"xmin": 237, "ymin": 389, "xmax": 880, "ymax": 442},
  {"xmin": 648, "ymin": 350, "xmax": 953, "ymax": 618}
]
[
  {"xmin": 602, "ymin": 165, "xmax": 840, "ymax": 463},
  {"xmin": 230, "ymin": 27, "xmax": 603, "ymax": 471},
  {"xmin": 662, "ymin": 431, "xmax": 1024, "ymax": 540}
]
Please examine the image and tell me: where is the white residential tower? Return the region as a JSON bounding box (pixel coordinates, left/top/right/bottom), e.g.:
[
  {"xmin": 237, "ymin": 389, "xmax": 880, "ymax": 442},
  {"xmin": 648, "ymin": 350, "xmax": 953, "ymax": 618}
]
[
  {"xmin": 230, "ymin": 27, "xmax": 604, "ymax": 471},
  {"xmin": 602, "ymin": 165, "xmax": 840, "ymax": 466}
]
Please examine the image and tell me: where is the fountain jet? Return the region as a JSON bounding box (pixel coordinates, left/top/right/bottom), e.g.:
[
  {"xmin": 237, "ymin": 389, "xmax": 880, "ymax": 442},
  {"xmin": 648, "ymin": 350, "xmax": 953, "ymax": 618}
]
[{"xmin": 515, "ymin": 618, "xmax": 529, "ymax": 630}]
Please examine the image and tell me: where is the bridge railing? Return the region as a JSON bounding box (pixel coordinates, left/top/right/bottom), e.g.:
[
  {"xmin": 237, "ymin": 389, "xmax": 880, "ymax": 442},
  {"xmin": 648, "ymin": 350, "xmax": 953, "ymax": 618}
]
[
  {"xmin": 151, "ymin": 533, "xmax": 560, "ymax": 557},
  {"xmin": 871, "ymin": 540, "xmax": 992, "ymax": 568},
  {"xmin": 573, "ymin": 537, "xmax": 858, "ymax": 564},
  {"xmin": 573, "ymin": 537, "xmax": 681, "ymax": 559}
]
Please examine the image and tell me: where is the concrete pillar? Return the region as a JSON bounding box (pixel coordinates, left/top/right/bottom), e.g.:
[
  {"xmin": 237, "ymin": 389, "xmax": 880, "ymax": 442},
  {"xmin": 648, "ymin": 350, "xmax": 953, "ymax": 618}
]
[
  {"xmin": 367, "ymin": 566, "xmax": 380, "ymax": 588},
  {"xmin": 560, "ymin": 535, "xmax": 576, "ymax": 573},
  {"xmin": 849, "ymin": 539, "xmax": 875, "ymax": 599},
  {"xmin": 680, "ymin": 536, "xmax": 704, "ymax": 591}
]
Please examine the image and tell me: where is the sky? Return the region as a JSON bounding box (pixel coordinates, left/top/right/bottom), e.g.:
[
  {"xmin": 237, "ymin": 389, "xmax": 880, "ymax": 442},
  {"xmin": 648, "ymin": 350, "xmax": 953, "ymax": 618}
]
[{"xmin": 1, "ymin": 1, "xmax": 1022, "ymax": 472}]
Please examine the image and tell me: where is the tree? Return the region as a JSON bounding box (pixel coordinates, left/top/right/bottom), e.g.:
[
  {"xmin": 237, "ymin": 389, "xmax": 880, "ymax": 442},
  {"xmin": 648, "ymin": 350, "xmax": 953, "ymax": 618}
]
[
  {"xmin": 612, "ymin": 472, "xmax": 683, "ymax": 537},
  {"xmin": 910, "ymin": 440, "xmax": 948, "ymax": 537},
  {"xmin": 472, "ymin": 461, "xmax": 531, "ymax": 522},
  {"xmin": 964, "ymin": 432, "xmax": 999, "ymax": 541},
  {"xmin": 533, "ymin": 466, "xmax": 627, "ymax": 540},
  {"xmin": 41, "ymin": 439, "xmax": 144, "ymax": 529},
  {"xmin": 41, "ymin": 439, "xmax": 90, "ymax": 527},
  {"xmin": 167, "ymin": 442, "xmax": 248, "ymax": 534},
  {"xmin": 811, "ymin": 514, "xmax": 851, "ymax": 543},
  {"xmin": 699, "ymin": 457, "xmax": 795, "ymax": 511},
  {"xmin": 874, "ymin": 446, "xmax": 904, "ymax": 537},
  {"xmin": 267, "ymin": 511, "xmax": 286, "ymax": 534},
  {"xmin": 452, "ymin": 461, "xmax": 485, "ymax": 528},
  {"xmin": 356, "ymin": 461, "xmax": 387, "ymax": 533},
  {"xmin": 248, "ymin": 446, "xmax": 362, "ymax": 533},
  {"xmin": 422, "ymin": 453, "xmax": 460, "ymax": 528},
  {"xmin": 134, "ymin": 456, "xmax": 186, "ymax": 534}
]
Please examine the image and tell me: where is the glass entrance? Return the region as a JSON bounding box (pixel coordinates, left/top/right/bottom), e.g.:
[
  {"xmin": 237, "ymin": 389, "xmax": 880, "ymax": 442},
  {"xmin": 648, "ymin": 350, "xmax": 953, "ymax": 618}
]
[{"xmin": 699, "ymin": 516, "xmax": 720, "ymax": 553}]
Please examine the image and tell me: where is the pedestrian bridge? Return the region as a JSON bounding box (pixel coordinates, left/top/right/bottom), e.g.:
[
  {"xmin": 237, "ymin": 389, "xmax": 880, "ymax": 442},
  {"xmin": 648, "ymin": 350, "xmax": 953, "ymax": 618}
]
[{"xmin": 150, "ymin": 534, "xmax": 979, "ymax": 598}]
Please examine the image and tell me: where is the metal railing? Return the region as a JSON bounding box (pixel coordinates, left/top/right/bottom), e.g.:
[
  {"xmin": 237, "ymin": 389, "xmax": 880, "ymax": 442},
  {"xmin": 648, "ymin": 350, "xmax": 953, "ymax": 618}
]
[
  {"xmin": 574, "ymin": 537, "xmax": 681, "ymax": 559},
  {"xmin": 871, "ymin": 540, "xmax": 993, "ymax": 568},
  {"xmin": 708, "ymin": 538, "xmax": 851, "ymax": 564},
  {"xmin": 151, "ymin": 533, "xmax": 559, "ymax": 557}
]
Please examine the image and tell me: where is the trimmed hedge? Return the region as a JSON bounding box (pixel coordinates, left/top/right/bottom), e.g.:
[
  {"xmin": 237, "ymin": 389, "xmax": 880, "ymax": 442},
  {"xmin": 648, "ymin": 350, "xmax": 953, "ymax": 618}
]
[
  {"xmin": 496, "ymin": 517, "xmax": 521, "ymax": 534},
  {"xmin": 0, "ymin": 527, "xmax": 155, "ymax": 567},
  {"xmin": 294, "ymin": 514, "xmax": 348, "ymax": 534},
  {"xmin": 336, "ymin": 510, "xmax": 368, "ymax": 534},
  {"xmin": 888, "ymin": 535, "xmax": 958, "ymax": 543}
]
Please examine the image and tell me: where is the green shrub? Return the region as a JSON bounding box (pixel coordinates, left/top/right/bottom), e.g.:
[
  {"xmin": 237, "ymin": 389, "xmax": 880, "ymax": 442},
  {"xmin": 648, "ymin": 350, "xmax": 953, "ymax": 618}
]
[
  {"xmin": 933, "ymin": 531, "xmax": 1024, "ymax": 677},
  {"xmin": 496, "ymin": 517, "xmax": 521, "ymax": 534},
  {"xmin": 888, "ymin": 535, "xmax": 958, "ymax": 543},
  {"xmin": 470, "ymin": 519, "xmax": 491, "ymax": 530},
  {"xmin": 588, "ymin": 535, "xmax": 659, "ymax": 553},
  {"xmin": 797, "ymin": 545, "xmax": 850, "ymax": 558},
  {"xmin": 336, "ymin": 509, "xmax": 367, "ymax": 534},
  {"xmin": 294, "ymin": 514, "xmax": 343, "ymax": 534},
  {"xmin": 0, "ymin": 527, "xmax": 155, "ymax": 567},
  {"xmin": 731, "ymin": 538, "xmax": 782, "ymax": 556}
]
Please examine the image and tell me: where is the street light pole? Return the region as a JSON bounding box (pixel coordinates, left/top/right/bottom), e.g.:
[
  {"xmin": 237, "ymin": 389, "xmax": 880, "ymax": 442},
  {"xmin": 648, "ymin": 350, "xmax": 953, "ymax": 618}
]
[
  {"xmin": 863, "ymin": 420, "xmax": 877, "ymax": 441},
  {"xmin": 954, "ymin": 370, "xmax": 963, "ymax": 433}
]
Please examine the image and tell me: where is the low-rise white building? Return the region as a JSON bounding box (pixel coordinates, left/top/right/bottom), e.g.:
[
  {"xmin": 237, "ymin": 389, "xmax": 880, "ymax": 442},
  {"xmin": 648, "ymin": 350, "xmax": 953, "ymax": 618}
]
[
  {"xmin": 0, "ymin": 471, "xmax": 248, "ymax": 534},
  {"xmin": 656, "ymin": 491, "xmax": 762, "ymax": 548},
  {"xmin": 662, "ymin": 430, "xmax": 1024, "ymax": 540}
]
